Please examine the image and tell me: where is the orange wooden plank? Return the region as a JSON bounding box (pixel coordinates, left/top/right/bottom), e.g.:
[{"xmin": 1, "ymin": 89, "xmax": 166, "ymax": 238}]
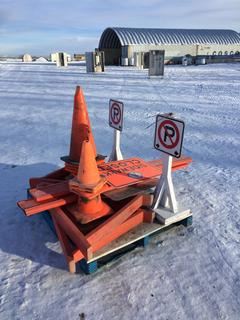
[
  {"xmin": 62, "ymin": 209, "xmax": 155, "ymax": 263},
  {"xmin": 143, "ymin": 209, "xmax": 155, "ymax": 223},
  {"xmin": 142, "ymin": 194, "xmax": 153, "ymax": 207},
  {"xmin": 51, "ymin": 213, "xmax": 79, "ymax": 273},
  {"xmin": 148, "ymin": 156, "xmax": 192, "ymax": 170},
  {"xmin": 19, "ymin": 156, "xmax": 192, "ymax": 216},
  {"xmin": 50, "ymin": 207, "xmax": 92, "ymax": 260},
  {"xmin": 29, "ymin": 181, "xmax": 70, "ymax": 203},
  {"xmin": 91, "ymin": 209, "xmax": 144, "ymax": 252},
  {"xmin": 29, "ymin": 158, "xmax": 191, "ymax": 203},
  {"xmin": 17, "ymin": 194, "xmax": 77, "ymax": 216},
  {"xmin": 72, "ymin": 249, "xmax": 85, "ymax": 263},
  {"xmin": 86, "ymin": 194, "xmax": 144, "ymax": 244}
]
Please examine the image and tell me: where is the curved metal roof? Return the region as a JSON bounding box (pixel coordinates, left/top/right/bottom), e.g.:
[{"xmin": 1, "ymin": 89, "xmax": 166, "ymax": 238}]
[{"xmin": 99, "ymin": 27, "xmax": 240, "ymax": 48}]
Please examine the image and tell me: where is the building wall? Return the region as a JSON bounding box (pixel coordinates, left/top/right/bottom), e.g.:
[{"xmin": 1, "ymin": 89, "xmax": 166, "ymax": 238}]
[
  {"xmin": 126, "ymin": 44, "xmax": 197, "ymax": 60},
  {"xmin": 125, "ymin": 44, "xmax": 240, "ymax": 61},
  {"xmin": 102, "ymin": 44, "xmax": 240, "ymax": 65},
  {"xmin": 197, "ymin": 44, "xmax": 240, "ymax": 55}
]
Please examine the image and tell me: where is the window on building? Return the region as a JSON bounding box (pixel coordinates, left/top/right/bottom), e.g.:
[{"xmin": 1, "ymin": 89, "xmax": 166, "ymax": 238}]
[
  {"xmin": 230, "ymin": 51, "xmax": 234, "ymax": 55},
  {"xmin": 224, "ymin": 51, "xmax": 228, "ymax": 55},
  {"xmin": 212, "ymin": 51, "xmax": 216, "ymax": 55},
  {"xmin": 235, "ymin": 51, "xmax": 240, "ymax": 55},
  {"xmin": 218, "ymin": 51, "xmax": 222, "ymax": 55}
]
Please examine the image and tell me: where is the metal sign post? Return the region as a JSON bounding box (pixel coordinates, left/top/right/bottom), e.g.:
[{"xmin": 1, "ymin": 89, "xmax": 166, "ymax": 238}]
[
  {"xmin": 109, "ymin": 129, "xmax": 123, "ymax": 162},
  {"xmin": 108, "ymin": 99, "xmax": 124, "ymax": 162},
  {"xmin": 152, "ymin": 114, "xmax": 191, "ymax": 224}
]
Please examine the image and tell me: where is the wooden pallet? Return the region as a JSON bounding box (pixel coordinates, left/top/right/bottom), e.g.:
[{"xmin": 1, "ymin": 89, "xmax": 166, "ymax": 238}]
[
  {"xmin": 41, "ymin": 210, "xmax": 192, "ymax": 274},
  {"xmin": 77, "ymin": 214, "xmax": 192, "ymax": 274},
  {"xmin": 28, "ymin": 190, "xmax": 192, "ymax": 274}
]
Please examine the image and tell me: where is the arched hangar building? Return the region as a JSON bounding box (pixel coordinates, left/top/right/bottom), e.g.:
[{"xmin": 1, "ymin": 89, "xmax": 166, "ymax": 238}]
[{"xmin": 99, "ymin": 27, "xmax": 240, "ymax": 65}]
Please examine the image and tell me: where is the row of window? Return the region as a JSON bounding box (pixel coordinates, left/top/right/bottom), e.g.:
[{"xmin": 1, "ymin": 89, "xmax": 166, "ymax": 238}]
[{"xmin": 211, "ymin": 50, "xmax": 240, "ymax": 56}]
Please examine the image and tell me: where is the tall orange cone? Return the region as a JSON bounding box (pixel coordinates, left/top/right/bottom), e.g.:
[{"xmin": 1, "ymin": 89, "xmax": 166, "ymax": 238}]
[
  {"xmin": 69, "ymin": 86, "xmax": 97, "ymax": 163},
  {"xmin": 68, "ymin": 137, "xmax": 112, "ymax": 224}
]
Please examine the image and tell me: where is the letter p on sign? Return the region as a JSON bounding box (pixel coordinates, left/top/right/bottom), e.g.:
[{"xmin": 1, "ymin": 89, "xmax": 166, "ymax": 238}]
[{"xmin": 154, "ymin": 114, "xmax": 185, "ymax": 158}]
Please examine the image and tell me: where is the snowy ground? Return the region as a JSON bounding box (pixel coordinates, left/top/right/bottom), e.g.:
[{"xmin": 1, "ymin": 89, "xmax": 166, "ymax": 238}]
[{"xmin": 0, "ymin": 61, "xmax": 240, "ymax": 320}]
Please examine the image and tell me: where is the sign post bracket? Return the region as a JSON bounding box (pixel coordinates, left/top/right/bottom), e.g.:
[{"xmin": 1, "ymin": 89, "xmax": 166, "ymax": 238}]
[
  {"xmin": 109, "ymin": 129, "xmax": 123, "ymax": 162},
  {"xmin": 152, "ymin": 152, "xmax": 191, "ymax": 224},
  {"xmin": 152, "ymin": 153, "xmax": 178, "ymax": 212}
]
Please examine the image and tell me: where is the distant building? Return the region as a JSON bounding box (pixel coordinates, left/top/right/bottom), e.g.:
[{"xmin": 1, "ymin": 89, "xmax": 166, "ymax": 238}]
[
  {"xmin": 99, "ymin": 27, "xmax": 240, "ymax": 65},
  {"xmin": 22, "ymin": 54, "xmax": 32, "ymax": 62},
  {"xmin": 50, "ymin": 52, "xmax": 71, "ymax": 63},
  {"xmin": 74, "ymin": 54, "xmax": 85, "ymax": 61}
]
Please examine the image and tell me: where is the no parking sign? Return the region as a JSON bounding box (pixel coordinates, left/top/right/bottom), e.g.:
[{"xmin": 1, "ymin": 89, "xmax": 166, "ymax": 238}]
[
  {"xmin": 109, "ymin": 99, "xmax": 124, "ymax": 131},
  {"xmin": 154, "ymin": 114, "xmax": 185, "ymax": 158}
]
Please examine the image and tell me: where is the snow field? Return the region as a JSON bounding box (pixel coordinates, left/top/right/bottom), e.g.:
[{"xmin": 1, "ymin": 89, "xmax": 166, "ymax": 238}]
[{"xmin": 0, "ymin": 61, "xmax": 240, "ymax": 319}]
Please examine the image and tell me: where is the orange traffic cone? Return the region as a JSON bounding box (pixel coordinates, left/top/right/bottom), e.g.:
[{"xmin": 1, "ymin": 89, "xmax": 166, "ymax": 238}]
[
  {"xmin": 68, "ymin": 138, "xmax": 112, "ymax": 224},
  {"xmin": 73, "ymin": 139, "xmax": 106, "ymax": 192},
  {"xmin": 69, "ymin": 86, "xmax": 97, "ymax": 163}
]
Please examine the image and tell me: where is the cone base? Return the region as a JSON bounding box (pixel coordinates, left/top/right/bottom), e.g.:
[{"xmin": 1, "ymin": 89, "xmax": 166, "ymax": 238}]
[
  {"xmin": 67, "ymin": 201, "xmax": 113, "ymax": 224},
  {"xmin": 69, "ymin": 176, "xmax": 107, "ymax": 195}
]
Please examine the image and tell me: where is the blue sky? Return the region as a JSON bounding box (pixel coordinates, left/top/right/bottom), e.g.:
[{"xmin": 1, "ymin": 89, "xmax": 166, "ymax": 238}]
[{"xmin": 0, "ymin": 0, "xmax": 239, "ymax": 55}]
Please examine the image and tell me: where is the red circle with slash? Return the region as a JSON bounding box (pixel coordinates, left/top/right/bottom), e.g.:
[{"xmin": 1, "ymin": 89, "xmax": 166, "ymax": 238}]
[
  {"xmin": 110, "ymin": 103, "xmax": 122, "ymax": 125},
  {"xmin": 158, "ymin": 119, "xmax": 180, "ymax": 149}
]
